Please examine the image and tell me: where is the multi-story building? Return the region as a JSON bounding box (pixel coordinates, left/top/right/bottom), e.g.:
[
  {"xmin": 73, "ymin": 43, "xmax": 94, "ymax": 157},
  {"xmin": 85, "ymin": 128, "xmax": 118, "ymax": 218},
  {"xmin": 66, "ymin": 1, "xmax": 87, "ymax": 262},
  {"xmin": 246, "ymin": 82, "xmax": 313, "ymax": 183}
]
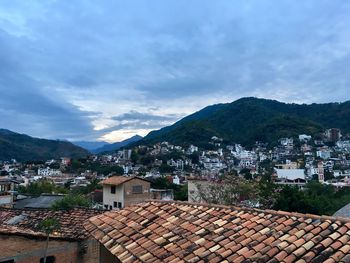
[
  {"xmin": 325, "ymin": 128, "xmax": 342, "ymax": 142},
  {"xmin": 100, "ymin": 176, "xmax": 151, "ymax": 210}
]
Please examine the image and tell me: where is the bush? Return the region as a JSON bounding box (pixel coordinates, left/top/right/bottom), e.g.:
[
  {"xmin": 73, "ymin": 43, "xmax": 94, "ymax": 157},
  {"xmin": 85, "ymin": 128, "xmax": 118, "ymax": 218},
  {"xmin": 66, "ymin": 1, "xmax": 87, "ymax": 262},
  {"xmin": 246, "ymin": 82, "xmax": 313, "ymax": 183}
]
[{"xmin": 51, "ymin": 194, "xmax": 90, "ymax": 210}]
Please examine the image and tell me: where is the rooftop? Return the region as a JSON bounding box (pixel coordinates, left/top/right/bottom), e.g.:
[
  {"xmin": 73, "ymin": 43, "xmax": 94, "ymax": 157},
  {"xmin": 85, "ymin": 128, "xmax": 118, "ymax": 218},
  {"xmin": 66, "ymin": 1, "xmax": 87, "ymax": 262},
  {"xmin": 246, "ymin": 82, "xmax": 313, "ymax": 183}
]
[
  {"xmin": 85, "ymin": 201, "xmax": 350, "ymax": 262},
  {"xmin": 99, "ymin": 176, "xmax": 148, "ymax": 186},
  {"xmin": 0, "ymin": 207, "xmax": 102, "ymax": 241},
  {"xmin": 14, "ymin": 194, "xmax": 64, "ymax": 209},
  {"xmin": 274, "ymin": 168, "xmax": 306, "ymax": 181}
]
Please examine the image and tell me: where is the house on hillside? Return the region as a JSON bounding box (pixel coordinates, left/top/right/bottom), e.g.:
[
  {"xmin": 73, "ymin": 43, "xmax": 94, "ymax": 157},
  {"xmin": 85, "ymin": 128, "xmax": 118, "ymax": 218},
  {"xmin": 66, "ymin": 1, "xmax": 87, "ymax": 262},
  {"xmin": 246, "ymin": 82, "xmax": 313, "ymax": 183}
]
[
  {"xmin": 85, "ymin": 201, "xmax": 350, "ymax": 262},
  {"xmin": 0, "ymin": 207, "xmax": 102, "ymax": 263},
  {"xmin": 0, "ymin": 178, "xmax": 20, "ymax": 208},
  {"xmin": 99, "ymin": 176, "xmax": 151, "ymax": 209},
  {"xmin": 273, "ymin": 168, "xmax": 307, "ymax": 187}
]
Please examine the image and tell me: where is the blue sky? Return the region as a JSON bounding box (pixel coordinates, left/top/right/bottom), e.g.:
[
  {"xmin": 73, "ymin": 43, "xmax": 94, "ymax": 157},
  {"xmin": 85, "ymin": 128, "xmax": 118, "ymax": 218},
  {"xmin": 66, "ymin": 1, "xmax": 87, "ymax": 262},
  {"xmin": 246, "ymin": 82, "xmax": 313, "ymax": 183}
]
[{"xmin": 1, "ymin": 0, "xmax": 350, "ymax": 142}]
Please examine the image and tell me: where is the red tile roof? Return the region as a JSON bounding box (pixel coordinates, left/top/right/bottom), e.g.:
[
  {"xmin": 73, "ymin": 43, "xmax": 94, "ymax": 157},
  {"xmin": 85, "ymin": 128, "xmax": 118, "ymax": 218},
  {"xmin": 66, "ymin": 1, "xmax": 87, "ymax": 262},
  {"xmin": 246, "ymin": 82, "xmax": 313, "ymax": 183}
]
[
  {"xmin": 99, "ymin": 176, "xmax": 149, "ymax": 186},
  {"xmin": 0, "ymin": 207, "xmax": 102, "ymax": 241},
  {"xmin": 85, "ymin": 201, "xmax": 350, "ymax": 262}
]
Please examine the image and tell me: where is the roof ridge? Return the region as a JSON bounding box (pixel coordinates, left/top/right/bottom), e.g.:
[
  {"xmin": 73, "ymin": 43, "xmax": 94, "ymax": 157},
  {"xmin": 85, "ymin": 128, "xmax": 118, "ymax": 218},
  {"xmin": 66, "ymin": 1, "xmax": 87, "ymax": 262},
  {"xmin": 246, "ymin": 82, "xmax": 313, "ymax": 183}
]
[{"xmin": 141, "ymin": 200, "xmax": 350, "ymax": 224}]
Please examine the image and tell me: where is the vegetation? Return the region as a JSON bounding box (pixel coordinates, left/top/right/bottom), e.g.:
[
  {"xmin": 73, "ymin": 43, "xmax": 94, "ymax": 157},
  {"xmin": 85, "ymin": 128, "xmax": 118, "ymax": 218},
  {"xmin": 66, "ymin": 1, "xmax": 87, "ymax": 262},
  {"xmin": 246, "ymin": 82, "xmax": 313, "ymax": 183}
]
[
  {"xmin": 151, "ymin": 177, "xmax": 188, "ymax": 201},
  {"xmin": 274, "ymin": 182, "xmax": 350, "ymax": 215},
  {"xmin": 73, "ymin": 178, "xmax": 102, "ymax": 195},
  {"xmin": 0, "ymin": 129, "xmax": 89, "ymax": 161},
  {"xmin": 140, "ymin": 97, "xmax": 350, "ymax": 148},
  {"xmin": 66, "ymin": 159, "xmax": 124, "ymax": 175},
  {"xmin": 51, "ymin": 194, "xmax": 90, "ymax": 210},
  {"xmin": 196, "ymin": 174, "xmax": 350, "ymax": 216},
  {"xmin": 195, "ymin": 174, "xmax": 260, "ymax": 206},
  {"xmin": 18, "ymin": 179, "xmax": 68, "ymax": 196}
]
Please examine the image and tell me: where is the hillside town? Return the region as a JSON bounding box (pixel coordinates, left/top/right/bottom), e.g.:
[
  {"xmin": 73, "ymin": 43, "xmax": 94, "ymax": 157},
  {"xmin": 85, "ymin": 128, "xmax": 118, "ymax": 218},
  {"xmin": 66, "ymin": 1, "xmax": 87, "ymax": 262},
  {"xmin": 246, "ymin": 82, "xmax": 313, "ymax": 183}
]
[
  {"xmin": 1, "ymin": 128, "xmax": 350, "ymax": 208},
  {"xmin": 1, "ymin": 129, "xmax": 350, "ymax": 262}
]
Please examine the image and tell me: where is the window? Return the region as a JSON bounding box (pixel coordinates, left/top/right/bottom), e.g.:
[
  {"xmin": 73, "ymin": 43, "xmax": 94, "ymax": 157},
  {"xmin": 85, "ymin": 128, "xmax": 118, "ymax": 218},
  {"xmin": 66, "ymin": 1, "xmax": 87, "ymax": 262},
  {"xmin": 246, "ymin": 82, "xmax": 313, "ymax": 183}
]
[
  {"xmin": 114, "ymin": 202, "xmax": 122, "ymax": 208},
  {"xmin": 40, "ymin": 256, "xmax": 55, "ymax": 263},
  {"xmin": 0, "ymin": 260, "xmax": 15, "ymax": 263},
  {"xmin": 132, "ymin": 185, "xmax": 143, "ymax": 194},
  {"xmin": 111, "ymin": 185, "xmax": 116, "ymax": 194}
]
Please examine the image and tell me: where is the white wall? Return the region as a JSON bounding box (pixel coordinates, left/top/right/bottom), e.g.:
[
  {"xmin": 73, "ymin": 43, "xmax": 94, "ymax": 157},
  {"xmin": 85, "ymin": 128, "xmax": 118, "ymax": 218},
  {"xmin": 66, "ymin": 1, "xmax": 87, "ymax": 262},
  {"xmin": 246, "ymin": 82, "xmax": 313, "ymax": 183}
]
[{"xmin": 102, "ymin": 184, "xmax": 124, "ymax": 209}]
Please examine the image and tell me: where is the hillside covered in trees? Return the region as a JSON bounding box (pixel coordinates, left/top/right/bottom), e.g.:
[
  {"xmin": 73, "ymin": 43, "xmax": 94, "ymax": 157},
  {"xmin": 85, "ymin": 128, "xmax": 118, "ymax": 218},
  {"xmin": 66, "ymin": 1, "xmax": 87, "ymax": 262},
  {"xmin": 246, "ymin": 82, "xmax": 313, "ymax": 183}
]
[
  {"xmin": 140, "ymin": 97, "xmax": 350, "ymax": 147},
  {"xmin": 0, "ymin": 129, "xmax": 89, "ymax": 161}
]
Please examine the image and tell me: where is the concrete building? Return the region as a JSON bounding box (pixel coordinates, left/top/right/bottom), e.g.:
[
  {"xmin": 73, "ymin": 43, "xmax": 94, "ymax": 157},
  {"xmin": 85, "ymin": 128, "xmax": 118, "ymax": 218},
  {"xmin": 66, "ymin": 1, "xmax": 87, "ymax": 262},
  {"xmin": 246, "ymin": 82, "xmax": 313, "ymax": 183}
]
[
  {"xmin": 0, "ymin": 178, "xmax": 19, "ymax": 207},
  {"xmin": 273, "ymin": 168, "xmax": 306, "ymax": 187},
  {"xmin": 325, "ymin": 128, "xmax": 342, "ymax": 142},
  {"xmin": 100, "ymin": 176, "xmax": 150, "ymax": 209}
]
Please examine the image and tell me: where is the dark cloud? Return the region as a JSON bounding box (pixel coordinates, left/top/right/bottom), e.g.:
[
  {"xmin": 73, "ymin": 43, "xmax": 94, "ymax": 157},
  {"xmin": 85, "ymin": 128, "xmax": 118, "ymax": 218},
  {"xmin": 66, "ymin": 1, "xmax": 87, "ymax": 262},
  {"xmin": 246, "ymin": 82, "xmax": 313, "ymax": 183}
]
[
  {"xmin": 100, "ymin": 111, "xmax": 181, "ymax": 133},
  {"xmin": 112, "ymin": 111, "xmax": 179, "ymax": 122},
  {"xmin": 0, "ymin": 0, "xmax": 349, "ymax": 141}
]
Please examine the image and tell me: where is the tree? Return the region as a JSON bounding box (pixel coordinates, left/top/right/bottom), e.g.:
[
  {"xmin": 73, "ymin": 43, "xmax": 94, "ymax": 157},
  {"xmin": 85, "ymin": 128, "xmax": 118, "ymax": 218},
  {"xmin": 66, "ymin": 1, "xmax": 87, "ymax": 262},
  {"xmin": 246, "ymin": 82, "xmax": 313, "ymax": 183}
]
[
  {"xmin": 18, "ymin": 179, "xmax": 68, "ymax": 196},
  {"xmin": 189, "ymin": 153, "xmax": 200, "ymax": 164},
  {"xmin": 239, "ymin": 168, "xmax": 253, "ymax": 180},
  {"xmin": 39, "ymin": 218, "xmax": 60, "ymax": 263},
  {"xmin": 195, "ymin": 174, "xmax": 259, "ymax": 206},
  {"xmin": 51, "ymin": 194, "xmax": 90, "ymax": 210},
  {"xmin": 151, "ymin": 177, "xmax": 188, "ymax": 201},
  {"xmin": 159, "ymin": 164, "xmax": 175, "ymax": 174}
]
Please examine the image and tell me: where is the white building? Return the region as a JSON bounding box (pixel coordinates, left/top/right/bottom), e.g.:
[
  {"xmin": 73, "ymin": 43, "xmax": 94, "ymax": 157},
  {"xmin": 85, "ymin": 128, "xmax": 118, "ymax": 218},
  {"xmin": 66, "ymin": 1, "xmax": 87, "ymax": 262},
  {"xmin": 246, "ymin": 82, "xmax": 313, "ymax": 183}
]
[
  {"xmin": 187, "ymin": 145, "xmax": 198, "ymax": 154},
  {"xmin": 316, "ymin": 148, "xmax": 331, "ymax": 160},
  {"xmin": 37, "ymin": 167, "xmax": 62, "ymax": 177},
  {"xmin": 274, "ymin": 168, "xmax": 306, "ymax": 187},
  {"xmin": 299, "ymin": 134, "xmax": 312, "ymax": 142}
]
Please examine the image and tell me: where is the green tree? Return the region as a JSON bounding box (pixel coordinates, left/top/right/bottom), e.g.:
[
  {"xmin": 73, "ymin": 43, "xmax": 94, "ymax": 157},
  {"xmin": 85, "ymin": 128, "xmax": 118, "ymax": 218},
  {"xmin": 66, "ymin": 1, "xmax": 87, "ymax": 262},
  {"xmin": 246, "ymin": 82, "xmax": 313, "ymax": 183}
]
[
  {"xmin": 18, "ymin": 179, "xmax": 68, "ymax": 196},
  {"xmin": 159, "ymin": 164, "xmax": 175, "ymax": 174},
  {"xmin": 51, "ymin": 194, "xmax": 90, "ymax": 210}
]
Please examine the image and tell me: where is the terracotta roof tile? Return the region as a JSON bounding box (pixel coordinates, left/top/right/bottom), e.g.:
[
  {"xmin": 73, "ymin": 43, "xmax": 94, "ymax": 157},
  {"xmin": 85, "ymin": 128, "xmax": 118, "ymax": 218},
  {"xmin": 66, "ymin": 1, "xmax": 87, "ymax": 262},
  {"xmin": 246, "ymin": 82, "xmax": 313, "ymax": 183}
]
[
  {"xmin": 0, "ymin": 207, "xmax": 101, "ymax": 240},
  {"xmin": 99, "ymin": 175, "xmax": 148, "ymax": 186},
  {"xmin": 84, "ymin": 201, "xmax": 350, "ymax": 262}
]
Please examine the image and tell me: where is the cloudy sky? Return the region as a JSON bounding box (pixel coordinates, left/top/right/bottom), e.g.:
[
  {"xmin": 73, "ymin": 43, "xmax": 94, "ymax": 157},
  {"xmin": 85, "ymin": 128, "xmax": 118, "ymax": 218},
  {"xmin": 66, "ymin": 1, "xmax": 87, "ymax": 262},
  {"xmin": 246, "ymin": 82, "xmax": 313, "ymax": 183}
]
[{"xmin": 1, "ymin": 0, "xmax": 350, "ymax": 142}]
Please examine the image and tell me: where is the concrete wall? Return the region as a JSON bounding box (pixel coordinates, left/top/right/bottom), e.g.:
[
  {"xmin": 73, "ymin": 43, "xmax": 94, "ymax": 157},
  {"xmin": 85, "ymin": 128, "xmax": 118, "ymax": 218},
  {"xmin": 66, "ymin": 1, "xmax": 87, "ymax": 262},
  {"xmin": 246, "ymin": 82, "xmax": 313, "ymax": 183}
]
[
  {"xmin": 188, "ymin": 180, "xmax": 210, "ymax": 203},
  {"xmin": 123, "ymin": 178, "xmax": 150, "ymax": 207},
  {"xmin": 99, "ymin": 243, "xmax": 121, "ymax": 263},
  {"xmin": 0, "ymin": 235, "xmax": 99, "ymax": 263},
  {"xmin": 102, "ymin": 184, "xmax": 124, "ymax": 209}
]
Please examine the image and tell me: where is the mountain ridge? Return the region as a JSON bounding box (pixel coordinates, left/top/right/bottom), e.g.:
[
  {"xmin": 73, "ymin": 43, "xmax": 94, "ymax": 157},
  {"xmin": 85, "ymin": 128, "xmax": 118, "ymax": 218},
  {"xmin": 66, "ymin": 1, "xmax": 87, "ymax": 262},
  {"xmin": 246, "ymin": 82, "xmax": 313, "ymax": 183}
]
[
  {"xmin": 0, "ymin": 129, "xmax": 89, "ymax": 161},
  {"xmin": 93, "ymin": 135, "xmax": 143, "ymax": 153},
  {"xmin": 139, "ymin": 97, "xmax": 350, "ymax": 147}
]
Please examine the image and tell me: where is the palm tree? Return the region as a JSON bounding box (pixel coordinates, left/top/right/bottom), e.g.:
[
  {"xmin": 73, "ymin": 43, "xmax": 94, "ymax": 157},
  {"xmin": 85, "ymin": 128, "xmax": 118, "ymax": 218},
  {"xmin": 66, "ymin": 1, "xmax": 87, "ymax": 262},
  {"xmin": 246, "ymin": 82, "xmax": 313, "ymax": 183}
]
[{"xmin": 39, "ymin": 218, "xmax": 60, "ymax": 263}]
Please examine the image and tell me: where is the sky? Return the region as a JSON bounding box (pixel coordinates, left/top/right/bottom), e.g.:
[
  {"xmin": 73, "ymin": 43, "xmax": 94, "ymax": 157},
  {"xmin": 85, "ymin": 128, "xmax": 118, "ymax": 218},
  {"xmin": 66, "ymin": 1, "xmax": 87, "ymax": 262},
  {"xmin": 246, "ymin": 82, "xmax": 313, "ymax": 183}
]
[{"xmin": 0, "ymin": 0, "xmax": 350, "ymax": 143}]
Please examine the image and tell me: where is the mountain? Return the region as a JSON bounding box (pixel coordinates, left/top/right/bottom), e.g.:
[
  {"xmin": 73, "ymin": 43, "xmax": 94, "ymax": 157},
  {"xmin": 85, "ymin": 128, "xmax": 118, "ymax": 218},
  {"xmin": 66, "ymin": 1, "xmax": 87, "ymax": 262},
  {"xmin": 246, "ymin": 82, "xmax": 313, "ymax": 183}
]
[
  {"xmin": 72, "ymin": 141, "xmax": 109, "ymax": 152},
  {"xmin": 140, "ymin": 97, "xmax": 350, "ymax": 147},
  {"xmin": 0, "ymin": 129, "xmax": 89, "ymax": 161},
  {"xmin": 93, "ymin": 135, "xmax": 143, "ymax": 153}
]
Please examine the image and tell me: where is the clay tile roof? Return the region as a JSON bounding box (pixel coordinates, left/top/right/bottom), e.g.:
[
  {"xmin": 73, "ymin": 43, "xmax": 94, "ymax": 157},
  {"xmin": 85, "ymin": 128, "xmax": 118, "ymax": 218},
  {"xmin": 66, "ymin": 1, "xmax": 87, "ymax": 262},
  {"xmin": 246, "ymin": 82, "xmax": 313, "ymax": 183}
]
[
  {"xmin": 84, "ymin": 201, "xmax": 350, "ymax": 262},
  {"xmin": 99, "ymin": 176, "xmax": 148, "ymax": 186},
  {"xmin": 0, "ymin": 207, "xmax": 102, "ymax": 241}
]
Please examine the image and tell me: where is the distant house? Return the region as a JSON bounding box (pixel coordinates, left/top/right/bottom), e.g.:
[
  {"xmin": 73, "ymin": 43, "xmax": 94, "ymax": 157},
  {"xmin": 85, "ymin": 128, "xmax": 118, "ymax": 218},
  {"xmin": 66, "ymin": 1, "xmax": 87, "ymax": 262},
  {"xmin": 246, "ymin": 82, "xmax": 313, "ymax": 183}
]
[
  {"xmin": 99, "ymin": 176, "xmax": 151, "ymax": 209},
  {"xmin": 0, "ymin": 178, "xmax": 20, "ymax": 208},
  {"xmin": 299, "ymin": 134, "xmax": 312, "ymax": 142},
  {"xmin": 150, "ymin": 188, "xmax": 174, "ymax": 201},
  {"xmin": 273, "ymin": 168, "xmax": 306, "ymax": 187},
  {"xmin": 0, "ymin": 207, "xmax": 102, "ymax": 263}
]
